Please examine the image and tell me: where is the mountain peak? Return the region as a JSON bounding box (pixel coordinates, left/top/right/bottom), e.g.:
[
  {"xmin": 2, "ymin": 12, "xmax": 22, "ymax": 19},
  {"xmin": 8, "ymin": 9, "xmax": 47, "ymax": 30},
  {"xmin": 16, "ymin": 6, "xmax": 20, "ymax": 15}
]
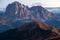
[
  {"xmin": 4, "ymin": 1, "xmax": 51, "ymax": 22},
  {"xmin": 11, "ymin": 1, "xmax": 22, "ymax": 6},
  {"xmin": 12, "ymin": 1, "xmax": 20, "ymax": 4},
  {"xmin": 5, "ymin": 1, "xmax": 26, "ymax": 18}
]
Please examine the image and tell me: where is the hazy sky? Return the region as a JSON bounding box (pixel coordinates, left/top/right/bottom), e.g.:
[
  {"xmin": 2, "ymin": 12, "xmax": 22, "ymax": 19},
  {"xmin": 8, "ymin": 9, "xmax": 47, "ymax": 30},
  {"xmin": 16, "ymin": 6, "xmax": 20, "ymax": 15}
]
[{"xmin": 0, "ymin": 0, "xmax": 60, "ymax": 8}]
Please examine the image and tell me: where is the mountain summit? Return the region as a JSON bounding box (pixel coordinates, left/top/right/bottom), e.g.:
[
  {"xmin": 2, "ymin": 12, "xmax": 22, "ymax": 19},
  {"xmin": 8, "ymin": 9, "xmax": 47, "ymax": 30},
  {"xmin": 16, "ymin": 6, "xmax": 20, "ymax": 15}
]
[
  {"xmin": 5, "ymin": 1, "xmax": 29, "ymax": 18},
  {"xmin": 4, "ymin": 1, "xmax": 51, "ymax": 22}
]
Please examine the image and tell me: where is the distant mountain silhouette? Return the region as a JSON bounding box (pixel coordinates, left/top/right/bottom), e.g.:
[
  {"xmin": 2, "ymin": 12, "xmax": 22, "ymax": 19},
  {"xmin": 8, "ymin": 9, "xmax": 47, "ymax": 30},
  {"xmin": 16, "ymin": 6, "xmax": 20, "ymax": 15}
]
[{"xmin": 0, "ymin": 21, "xmax": 60, "ymax": 40}]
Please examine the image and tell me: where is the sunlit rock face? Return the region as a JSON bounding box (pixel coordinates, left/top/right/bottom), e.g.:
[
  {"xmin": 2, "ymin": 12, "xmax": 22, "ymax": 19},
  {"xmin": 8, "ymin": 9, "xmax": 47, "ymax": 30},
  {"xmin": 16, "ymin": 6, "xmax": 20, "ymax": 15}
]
[{"xmin": 5, "ymin": 1, "xmax": 28, "ymax": 20}]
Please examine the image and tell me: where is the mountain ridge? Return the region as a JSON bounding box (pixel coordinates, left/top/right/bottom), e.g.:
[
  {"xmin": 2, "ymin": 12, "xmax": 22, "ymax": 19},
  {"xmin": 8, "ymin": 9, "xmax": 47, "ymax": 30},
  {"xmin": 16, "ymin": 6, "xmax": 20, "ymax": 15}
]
[
  {"xmin": 0, "ymin": 21, "xmax": 60, "ymax": 40},
  {"xmin": 4, "ymin": 1, "xmax": 52, "ymax": 22}
]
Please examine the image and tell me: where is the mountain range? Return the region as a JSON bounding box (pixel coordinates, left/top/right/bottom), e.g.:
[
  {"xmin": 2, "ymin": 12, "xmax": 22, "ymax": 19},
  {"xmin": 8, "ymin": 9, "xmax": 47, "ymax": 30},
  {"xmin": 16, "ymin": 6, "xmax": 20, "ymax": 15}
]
[
  {"xmin": 2, "ymin": 1, "xmax": 52, "ymax": 23},
  {"xmin": 0, "ymin": 1, "xmax": 52, "ymax": 32},
  {"xmin": 0, "ymin": 1, "xmax": 60, "ymax": 40}
]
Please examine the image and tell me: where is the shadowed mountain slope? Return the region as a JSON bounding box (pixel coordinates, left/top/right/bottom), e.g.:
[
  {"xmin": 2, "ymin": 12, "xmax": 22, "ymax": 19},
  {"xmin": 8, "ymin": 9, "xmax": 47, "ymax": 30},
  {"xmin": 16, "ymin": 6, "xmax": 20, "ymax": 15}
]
[{"xmin": 0, "ymin": 21, "xmax": 60, "ymax": 40}]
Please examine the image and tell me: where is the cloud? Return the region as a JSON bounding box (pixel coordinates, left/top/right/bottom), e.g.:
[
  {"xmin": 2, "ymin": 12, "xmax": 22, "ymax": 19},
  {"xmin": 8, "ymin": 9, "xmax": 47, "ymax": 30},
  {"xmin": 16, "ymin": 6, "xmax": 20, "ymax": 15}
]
[{"xmin": 0, "ymin": 0, "xmax": 60, "ymax": 8}]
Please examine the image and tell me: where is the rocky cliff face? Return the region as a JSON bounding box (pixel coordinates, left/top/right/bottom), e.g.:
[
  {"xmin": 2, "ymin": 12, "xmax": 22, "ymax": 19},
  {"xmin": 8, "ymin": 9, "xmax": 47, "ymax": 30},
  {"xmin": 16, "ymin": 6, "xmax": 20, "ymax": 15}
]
[
  {"xmin": 5, "ymin": 1, "xmax": 30, "ymax": 20},
  {"xmin": 4, "ymin": 1, "xmax": 51, "ymax": 22},
  {"xmin": 30, "ymin": 6, "xmax": 51, "ymax": 20}
]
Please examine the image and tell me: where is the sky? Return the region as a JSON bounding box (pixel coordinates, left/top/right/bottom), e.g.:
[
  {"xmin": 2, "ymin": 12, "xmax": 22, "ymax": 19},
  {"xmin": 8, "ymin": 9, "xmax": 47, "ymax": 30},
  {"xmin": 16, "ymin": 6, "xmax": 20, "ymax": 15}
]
[{"xmin": 0, "ymin": 0, "xmax": 60, "ymax": 8}]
